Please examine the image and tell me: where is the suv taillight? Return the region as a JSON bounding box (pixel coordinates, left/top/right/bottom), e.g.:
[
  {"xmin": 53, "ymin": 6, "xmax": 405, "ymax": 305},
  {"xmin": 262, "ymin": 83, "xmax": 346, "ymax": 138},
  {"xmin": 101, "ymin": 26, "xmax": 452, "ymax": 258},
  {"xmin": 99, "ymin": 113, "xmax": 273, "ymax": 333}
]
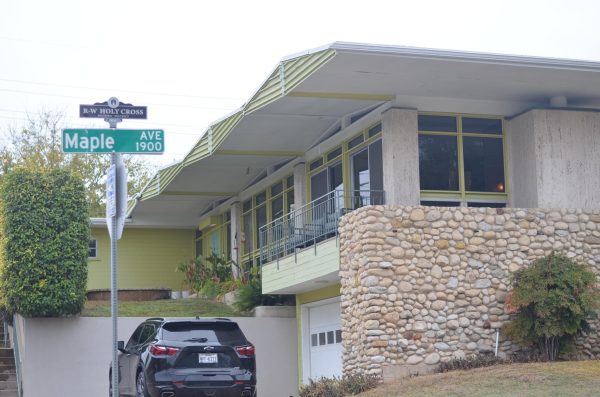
[
  {"xmin": 236, "ymin": 345, "xmax": 255, "ymax": 356},
  {"xmin": 149, "ymin": 345, "xmax": 180, "ymax": 356}
]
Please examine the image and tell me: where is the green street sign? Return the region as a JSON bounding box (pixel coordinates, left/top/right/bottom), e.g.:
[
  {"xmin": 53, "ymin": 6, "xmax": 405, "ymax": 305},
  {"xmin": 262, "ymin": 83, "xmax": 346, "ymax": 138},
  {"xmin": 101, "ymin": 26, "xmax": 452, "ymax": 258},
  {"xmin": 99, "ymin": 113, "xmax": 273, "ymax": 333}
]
[{"xmin": 62, "ymin": 128, "xmax": 164, "ymax": 153}]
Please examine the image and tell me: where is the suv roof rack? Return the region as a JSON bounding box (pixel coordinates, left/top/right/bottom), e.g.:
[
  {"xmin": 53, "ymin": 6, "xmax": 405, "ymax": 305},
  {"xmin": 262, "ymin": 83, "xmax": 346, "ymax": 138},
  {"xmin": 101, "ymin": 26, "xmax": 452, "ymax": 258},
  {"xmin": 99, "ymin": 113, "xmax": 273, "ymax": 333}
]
[{"xmin": 146, "ymin": 317, "xmax": 165, "ymax": 322}]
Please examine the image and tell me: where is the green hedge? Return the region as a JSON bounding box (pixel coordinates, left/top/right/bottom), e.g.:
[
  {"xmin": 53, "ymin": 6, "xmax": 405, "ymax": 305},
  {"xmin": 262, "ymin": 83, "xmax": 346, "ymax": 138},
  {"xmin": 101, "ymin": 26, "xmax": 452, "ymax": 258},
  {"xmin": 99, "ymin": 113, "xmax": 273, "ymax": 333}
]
[{"xmin": 0, "ymin": 169, "xmax": 89, "ymax": 317}]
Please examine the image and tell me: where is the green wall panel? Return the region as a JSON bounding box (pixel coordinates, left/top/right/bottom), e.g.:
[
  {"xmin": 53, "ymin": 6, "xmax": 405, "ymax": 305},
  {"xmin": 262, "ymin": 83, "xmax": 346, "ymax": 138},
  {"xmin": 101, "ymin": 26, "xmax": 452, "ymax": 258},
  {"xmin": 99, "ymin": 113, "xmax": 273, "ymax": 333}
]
[{"xmin": 262, "ymin": 239, "xmax": 340, "ymax": 294}]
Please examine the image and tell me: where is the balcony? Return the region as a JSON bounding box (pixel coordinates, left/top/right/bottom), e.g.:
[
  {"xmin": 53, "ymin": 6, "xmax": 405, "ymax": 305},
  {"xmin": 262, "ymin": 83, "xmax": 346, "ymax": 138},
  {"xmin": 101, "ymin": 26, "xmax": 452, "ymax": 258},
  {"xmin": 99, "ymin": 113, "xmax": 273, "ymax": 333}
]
[{"xmin": 259, "ymin": 189, "xmax": 385, "ymax": 266}]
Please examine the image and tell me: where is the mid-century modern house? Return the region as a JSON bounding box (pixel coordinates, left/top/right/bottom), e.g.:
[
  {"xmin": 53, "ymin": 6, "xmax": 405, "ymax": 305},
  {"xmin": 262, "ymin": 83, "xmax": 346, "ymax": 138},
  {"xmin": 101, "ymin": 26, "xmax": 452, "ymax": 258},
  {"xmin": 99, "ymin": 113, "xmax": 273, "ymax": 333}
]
[{"xmin": 88, "ymin": 42, "xmax": 600, "ymax": 384}]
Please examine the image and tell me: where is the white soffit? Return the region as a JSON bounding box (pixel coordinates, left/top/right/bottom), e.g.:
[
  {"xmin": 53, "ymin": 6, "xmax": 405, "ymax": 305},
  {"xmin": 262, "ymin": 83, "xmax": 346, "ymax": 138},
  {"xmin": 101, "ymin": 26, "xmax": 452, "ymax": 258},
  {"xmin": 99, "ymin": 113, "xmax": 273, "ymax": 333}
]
[{"xmin": 295, "ymin": 43, "xmax": 600, "ymax": 107}]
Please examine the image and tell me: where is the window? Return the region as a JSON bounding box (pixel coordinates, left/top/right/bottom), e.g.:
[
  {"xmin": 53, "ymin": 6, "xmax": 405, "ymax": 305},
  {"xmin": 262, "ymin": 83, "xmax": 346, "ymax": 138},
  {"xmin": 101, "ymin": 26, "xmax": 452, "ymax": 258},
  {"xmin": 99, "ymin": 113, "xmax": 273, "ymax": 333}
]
[
  {"xmin": 242, "ymin": 207, "xmax": 253, "ymax": 255},
  {"xmin": 418, "ymin": 113, "xmax": 506, "ymax": 207},
  {"xmin": 195, "ymin": 230, "xmax": 203, "ymax": 259},
  {"xmin": 467, "ymin": 202, "xmax": 506, "ymax": 208},
  {"xmin": 224, "ymin": 211, "xmax": 231, "ymax": 261},
  {"xmin": 255, "ymin": 201, "xmax": 267, "ymax": 247},
  {"xmin": 210, "ymin": 230, "xmax": 220, "ymax": 255},
  {"xmin": 240, "ymin": 175, "xmax": 294, "ymax": 262},
  {"xmin": 418, "ymin": 114, "xmax": 457, "ymax": 132},
  {"xmin": 463, "ymin": 137, "xmax": 505, "ymax": 192},
  {"xmin": 308, "ymin": 122, "xmax": 383, "ymax": 215},
  {"xmin": 351, "ymin": 139, "xmax": 383, "ymax": 208},
  {"xmin": 311, "ymin": 329, "xmax": 342, "ymax": 348},
  {"xmin": 88, "ymin": 239, "xmax": 97, "ymax": 259},
  {"xmin": 418, "ymin": 134, "xmax": 459, "ymax": 191},
  {"xmin": 421, "ymin": 200, "xmax": 461, "ymax": 207},
  {"xmin": 348, "ymin": 134, "xmax": 364, "ymax": 149}
]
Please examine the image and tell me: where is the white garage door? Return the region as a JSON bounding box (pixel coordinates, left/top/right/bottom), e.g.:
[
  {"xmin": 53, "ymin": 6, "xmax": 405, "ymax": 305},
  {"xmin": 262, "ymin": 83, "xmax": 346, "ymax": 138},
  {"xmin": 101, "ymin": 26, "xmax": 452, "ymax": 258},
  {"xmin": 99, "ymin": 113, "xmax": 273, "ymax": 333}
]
[{"xmin": 308, "ymin": 300, "xmax": 342, "ymax": 380}]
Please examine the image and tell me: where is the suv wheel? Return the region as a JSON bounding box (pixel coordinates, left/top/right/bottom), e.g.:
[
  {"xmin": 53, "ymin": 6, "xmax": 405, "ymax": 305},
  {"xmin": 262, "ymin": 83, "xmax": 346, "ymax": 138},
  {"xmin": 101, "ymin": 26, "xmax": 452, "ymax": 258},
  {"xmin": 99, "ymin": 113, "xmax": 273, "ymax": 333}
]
[{"xmin": 136, "ymin": 370, "xmax": 149, "ymax": 397}]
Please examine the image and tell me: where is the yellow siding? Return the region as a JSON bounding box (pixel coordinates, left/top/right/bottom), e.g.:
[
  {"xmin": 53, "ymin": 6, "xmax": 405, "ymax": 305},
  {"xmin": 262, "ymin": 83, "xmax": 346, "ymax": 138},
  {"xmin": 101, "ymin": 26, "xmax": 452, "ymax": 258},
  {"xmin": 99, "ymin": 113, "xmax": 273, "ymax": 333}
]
[
  {"xmin": 296, "ymin": 284, "xmax": 341, "ymax": 306},
  {"xmin": 87, "ymin": 227, "xmax": 195, "ymax": 291},
  {"xmin": 262, "ymin": 238, "xmax": 340, "ymax": 294}
]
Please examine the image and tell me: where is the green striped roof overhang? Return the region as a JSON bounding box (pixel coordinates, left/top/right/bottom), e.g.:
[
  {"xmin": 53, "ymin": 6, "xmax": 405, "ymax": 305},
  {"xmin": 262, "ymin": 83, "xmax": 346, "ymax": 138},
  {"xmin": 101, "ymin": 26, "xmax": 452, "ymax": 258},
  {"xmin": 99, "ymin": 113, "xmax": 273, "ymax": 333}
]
[
  {"xmin": 137, "ymin": 48, "xmax": 336, "ymax": 202},
  {"xmin": 184, "ymin": 49, "xmax": 335, "ymax": 167}
]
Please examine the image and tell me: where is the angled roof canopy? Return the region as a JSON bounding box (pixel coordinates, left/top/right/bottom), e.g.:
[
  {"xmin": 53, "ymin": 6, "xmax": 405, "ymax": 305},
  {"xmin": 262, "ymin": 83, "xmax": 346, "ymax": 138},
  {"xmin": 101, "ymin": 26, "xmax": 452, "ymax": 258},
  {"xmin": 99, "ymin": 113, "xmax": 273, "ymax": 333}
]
[{"xmin": 129, "ymin": 42, "xmax": 600, "ymax": 228}]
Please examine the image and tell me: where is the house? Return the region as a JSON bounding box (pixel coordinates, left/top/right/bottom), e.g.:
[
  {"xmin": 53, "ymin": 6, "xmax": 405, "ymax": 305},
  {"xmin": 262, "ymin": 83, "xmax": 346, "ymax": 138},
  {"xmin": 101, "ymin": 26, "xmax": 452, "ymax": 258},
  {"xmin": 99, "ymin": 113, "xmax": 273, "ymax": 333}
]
[{"xmin": 92, "ymin": 42, "xmax": 600, "ymax": 384}]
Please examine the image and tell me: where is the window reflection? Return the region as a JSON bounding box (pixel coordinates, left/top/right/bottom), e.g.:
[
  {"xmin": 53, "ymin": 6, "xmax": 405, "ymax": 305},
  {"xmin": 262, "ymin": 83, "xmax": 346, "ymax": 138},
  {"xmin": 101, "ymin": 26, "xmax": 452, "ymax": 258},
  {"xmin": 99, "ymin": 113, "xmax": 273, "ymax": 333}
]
[
  {"xmin": 463, "ymin": 137, "xmax": 505, "ymax": 192},
  {"xmin": 419, "ymin": 135, "xmax": 459, "ymax": 191}
]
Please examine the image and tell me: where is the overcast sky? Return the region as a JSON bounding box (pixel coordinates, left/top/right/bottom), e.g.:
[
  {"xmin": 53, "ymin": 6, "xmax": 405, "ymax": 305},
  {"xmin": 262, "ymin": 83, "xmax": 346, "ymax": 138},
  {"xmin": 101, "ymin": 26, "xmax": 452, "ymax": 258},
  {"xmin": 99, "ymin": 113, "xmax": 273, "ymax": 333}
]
[{"xmin": 2, "ymin": 0, "xmax": 599, "ymax": 166}]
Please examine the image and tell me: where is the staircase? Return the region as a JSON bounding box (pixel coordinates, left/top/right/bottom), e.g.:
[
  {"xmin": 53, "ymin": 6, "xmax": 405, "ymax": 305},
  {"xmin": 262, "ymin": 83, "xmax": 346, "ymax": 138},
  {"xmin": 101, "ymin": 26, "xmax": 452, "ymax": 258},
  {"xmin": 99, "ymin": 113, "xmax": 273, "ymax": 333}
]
[{"xmin": 0, "ymin": 325, "xmax": 17, "ymax": 397}]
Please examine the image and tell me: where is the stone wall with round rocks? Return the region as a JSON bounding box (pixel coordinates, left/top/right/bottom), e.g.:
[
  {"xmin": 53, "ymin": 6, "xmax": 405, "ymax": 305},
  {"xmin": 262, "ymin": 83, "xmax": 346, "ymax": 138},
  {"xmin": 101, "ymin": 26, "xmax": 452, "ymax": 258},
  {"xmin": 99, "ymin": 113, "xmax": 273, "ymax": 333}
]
[{"xmin": 339, "ymin": 205, "xmax": 600, "ymax": 380}]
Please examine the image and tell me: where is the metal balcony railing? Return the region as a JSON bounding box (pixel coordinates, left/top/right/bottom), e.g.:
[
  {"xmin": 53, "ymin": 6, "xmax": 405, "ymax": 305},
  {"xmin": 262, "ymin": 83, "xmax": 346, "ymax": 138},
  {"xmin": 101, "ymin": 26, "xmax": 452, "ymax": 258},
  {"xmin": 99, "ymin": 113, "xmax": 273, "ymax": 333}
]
[{"xmin": 259, "ymin": 189, "xmax": 385, "ymax": 264}]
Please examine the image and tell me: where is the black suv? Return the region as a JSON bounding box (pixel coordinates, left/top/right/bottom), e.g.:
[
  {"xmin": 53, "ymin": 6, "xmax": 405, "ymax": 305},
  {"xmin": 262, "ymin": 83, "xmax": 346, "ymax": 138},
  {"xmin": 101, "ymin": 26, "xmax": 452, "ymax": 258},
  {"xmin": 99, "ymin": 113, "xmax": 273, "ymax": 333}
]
[{"xmin": 110, "ymin": 317, "xmax": 256, "ymax": 397}]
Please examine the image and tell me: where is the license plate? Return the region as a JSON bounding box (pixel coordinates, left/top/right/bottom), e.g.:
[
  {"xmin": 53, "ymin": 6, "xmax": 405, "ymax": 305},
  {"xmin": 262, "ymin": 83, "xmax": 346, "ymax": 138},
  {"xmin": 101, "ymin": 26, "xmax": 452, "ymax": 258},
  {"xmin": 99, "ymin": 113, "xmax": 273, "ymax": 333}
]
[{"xmin": 198, "ymin": 353, "xmax": 218, "ymax": 364}]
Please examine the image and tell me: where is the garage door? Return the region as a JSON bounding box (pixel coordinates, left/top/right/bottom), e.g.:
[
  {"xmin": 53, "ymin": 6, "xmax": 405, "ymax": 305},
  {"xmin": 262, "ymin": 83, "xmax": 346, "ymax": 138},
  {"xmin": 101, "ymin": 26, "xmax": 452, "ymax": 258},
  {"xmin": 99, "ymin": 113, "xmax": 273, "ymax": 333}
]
[{"xmin": 308, "ymin": 300, "xmax": 342, "ymax": 380}]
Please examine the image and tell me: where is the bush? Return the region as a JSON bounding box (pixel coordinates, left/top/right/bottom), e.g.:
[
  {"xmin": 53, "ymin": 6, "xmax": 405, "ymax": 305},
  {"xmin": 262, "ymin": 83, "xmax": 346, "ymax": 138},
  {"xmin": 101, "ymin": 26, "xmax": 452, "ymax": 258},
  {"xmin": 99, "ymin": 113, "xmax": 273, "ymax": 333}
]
[
  {"xmin": 503, "ymin": 252, "xmax": 599, "ymax": 361},
  {"xmin": 437, "ymin": 353, "xmax": 506, "ymax": 373},
  {"xmin": 437, "ymin": 351, "xmax": 551, "ymax": 373},
  {"xmin": 176, "ymin": 253, "xmax": 234, "ymax": 294},
  {"xmin": 300, "ymin": 377, "xmax": 344, "ymax": 397},
  {"xmin": 340, "ymin": 373, "xmax": 381, "ymax": 395},
  {"xmin": 299, "ymin": 373, "xmax": 380, "ymax": 397},
  {"xmin": 233, "ymin": 266, "xmax": 295, "ymax": 312},
  {"xmin": 0, "ymin": 169, "xmax": 89, "ymax": 317}
]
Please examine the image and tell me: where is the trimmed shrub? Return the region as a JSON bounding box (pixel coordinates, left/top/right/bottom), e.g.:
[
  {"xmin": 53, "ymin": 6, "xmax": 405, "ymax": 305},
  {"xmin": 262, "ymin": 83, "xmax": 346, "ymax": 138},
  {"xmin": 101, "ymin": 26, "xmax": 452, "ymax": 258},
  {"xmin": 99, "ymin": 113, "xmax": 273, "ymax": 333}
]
[
  {"xmin": 0, "ymin": 169, "xmax": 89, "ymax": 317},
  {"xmin": 503, "ymin": 252, "xmax": 599, "ymax": 361}
]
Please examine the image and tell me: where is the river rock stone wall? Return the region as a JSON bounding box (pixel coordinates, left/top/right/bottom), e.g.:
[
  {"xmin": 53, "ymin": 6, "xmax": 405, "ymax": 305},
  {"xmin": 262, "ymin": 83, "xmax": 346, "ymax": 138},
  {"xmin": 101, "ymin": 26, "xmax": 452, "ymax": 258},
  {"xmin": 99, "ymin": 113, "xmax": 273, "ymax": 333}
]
[{"xmin": 339, "ymin": 205, "xmax": 600, "ymax": 379}]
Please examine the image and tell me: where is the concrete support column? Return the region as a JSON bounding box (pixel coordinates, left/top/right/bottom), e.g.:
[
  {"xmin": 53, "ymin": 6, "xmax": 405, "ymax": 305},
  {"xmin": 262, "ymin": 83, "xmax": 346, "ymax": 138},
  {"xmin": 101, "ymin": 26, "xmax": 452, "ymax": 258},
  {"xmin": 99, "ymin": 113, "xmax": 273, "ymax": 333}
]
[
  {"xmin": 293, "ymin": 162, "xmax": 307, "ymax": 211},
  {"xmin": 381, "ymin": 108, "xmax": 420, "ymax": 206},
  {"xmin": 229, "ymin": 200, "xmax": 241, "ymax": 277},
  {"xmin": 508, "ymin": 109, "xmax": 600, "ymax": 209}
]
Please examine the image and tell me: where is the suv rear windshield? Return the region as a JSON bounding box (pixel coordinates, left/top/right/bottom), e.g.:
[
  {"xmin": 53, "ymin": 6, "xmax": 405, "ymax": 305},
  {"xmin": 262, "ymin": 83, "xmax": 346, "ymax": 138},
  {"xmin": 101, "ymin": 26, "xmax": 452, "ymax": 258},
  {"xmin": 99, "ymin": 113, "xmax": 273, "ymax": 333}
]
[{"xmin": 161, "ymin": 322, "xmax": 247, "ymax": 346}]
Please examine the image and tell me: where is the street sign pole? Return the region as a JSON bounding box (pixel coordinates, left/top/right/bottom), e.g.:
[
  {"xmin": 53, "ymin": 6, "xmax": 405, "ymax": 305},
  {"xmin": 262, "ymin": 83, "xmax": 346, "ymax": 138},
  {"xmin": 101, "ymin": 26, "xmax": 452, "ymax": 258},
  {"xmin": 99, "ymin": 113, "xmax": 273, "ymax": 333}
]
[
  {"xmin": 110, "ymin": 151, "xmax": 119, "ymax": 397},
  {"xmin": 65, "ymin": 97, "xmax": 155, "ymax": 397},
  {"xmin": 109, "ymin": 108, "xmax": 119, "ymax": 397},
  {"xmin": 106, "ymin": 100, "xmax": 124, "ymax": 397}
]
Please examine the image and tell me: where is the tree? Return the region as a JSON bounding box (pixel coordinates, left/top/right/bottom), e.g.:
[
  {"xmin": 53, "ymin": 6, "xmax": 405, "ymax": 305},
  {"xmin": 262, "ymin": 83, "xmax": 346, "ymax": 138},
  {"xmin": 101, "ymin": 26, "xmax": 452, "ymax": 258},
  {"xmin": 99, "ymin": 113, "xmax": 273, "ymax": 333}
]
[
  {"xmin": 504, "ymin": 252, "xmax": 599, "ymax": 360},
  {"xmin": 0, "ymin": 110, "xmax": 156, "ymax": 216}
]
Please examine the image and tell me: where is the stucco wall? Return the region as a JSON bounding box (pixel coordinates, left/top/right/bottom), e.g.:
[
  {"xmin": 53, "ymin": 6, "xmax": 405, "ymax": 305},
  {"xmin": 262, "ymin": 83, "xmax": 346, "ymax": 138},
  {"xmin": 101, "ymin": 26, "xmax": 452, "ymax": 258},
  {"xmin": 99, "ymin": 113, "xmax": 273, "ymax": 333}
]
[
  {"xmin": 535, "ymin": 110, "xmax": 600, "ymax": 208},
  {"xmin": 19, "ymin": 315, "xmax": 298, "ymax": 397},
  {"xmin": 88, "ymin": 227, "xmax": 195, "ymax": 291},
  {"xmin": 339, "ymin": 205, "xmax": 600, "ymax": 379},
  {"xmin": 381, "ymin": 108, "xmax": 420, "ymax": 206},
  {"xmin": 508, "ymin": 109, "xmax": 600, "ymax": 209},
  {"xmin": 507, "ymin": 110, "xmax": 538, "ymax": 208}
]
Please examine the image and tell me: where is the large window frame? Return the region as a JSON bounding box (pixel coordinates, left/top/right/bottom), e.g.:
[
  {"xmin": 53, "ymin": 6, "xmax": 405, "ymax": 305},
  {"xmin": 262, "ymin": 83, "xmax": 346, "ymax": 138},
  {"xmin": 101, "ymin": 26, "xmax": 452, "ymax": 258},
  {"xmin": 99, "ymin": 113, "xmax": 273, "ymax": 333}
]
[
  {"xmin": 196, "ymin": 211, "xmax": 231, "ymax": 261},
  {"xmin": 240, "ymin": 174, "xmax": 294, "ymax": 266},
  {"xmin": 418, "ymin": 112, "xmax": 508, "ymax": 207},
  {"xmin": 307, "ymin": 122, "xmax": 383, "ymax": 209}
]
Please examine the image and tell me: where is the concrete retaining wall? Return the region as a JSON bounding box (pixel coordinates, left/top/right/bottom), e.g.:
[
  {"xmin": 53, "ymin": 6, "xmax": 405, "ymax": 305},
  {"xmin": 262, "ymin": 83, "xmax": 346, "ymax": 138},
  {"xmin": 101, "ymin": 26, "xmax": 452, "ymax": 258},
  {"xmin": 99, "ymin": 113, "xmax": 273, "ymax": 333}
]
[{"xmin": 18, "ymin": 315, "xmax": 298, "ymax": 397}]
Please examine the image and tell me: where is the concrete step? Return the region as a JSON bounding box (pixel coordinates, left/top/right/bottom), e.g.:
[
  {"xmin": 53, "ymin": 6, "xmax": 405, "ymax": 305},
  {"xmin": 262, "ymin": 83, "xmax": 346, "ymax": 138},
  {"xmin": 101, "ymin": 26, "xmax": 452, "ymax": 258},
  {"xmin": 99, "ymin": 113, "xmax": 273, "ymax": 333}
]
[
  {"xmin": 0, "ymin": 373, "xmax": 15, "ymax": 383},
  {"xmin": 0, "ymin": 357, "xmax": 14, "ymax": 368},
  {"xmin": 0, "ymin": 348, "xmax": 16, "ymax": 397},
  {"xmin": 0, "ymin": 381, "xmax": 16, "ymax": 391}
]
